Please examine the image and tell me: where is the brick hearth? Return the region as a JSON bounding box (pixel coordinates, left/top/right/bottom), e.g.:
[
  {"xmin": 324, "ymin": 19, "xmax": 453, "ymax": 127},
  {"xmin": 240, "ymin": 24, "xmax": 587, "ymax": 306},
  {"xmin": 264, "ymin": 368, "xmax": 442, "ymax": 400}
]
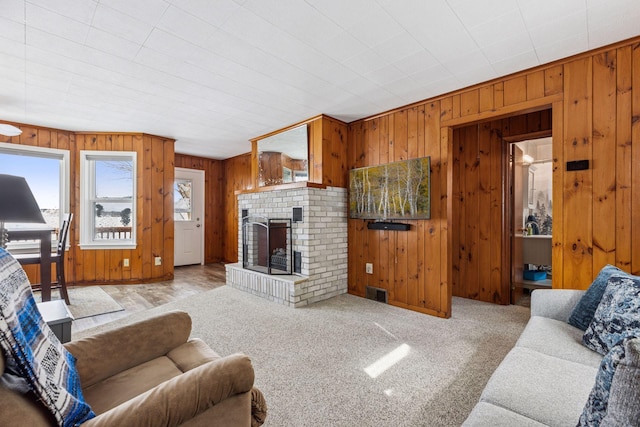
[{"xmin": 226, "ymin": 186, "xmax": 347, "ymax": 307}]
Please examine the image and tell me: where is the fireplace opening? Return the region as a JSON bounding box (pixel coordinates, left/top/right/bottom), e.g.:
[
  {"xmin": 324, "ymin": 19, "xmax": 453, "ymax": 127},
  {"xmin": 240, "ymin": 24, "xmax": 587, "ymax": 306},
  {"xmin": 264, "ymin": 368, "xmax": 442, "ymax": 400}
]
[{"xmin": 242, "ymin": 216, "xmax": 292, "ymax": 275}]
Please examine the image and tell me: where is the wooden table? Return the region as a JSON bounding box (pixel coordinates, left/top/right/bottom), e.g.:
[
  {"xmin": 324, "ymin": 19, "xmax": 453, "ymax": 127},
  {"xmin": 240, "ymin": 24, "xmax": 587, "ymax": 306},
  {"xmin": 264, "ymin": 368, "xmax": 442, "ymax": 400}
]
[{"xmin": 7, "ymin": 226, "xmax": 54, "ymax": 301}]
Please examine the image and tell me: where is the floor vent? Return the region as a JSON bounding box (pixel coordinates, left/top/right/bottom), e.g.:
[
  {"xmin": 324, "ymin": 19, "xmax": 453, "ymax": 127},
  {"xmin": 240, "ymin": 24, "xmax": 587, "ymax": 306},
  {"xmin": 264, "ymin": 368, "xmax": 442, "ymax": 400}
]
[{"xmin": 365, "ymin": 286, "xmax": 388, "ymax": 303}]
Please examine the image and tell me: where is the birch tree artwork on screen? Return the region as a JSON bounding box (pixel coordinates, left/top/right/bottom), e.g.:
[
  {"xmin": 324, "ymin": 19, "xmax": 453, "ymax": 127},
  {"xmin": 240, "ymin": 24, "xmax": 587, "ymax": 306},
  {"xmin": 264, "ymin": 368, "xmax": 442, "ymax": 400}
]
[{"xmin": 349, "ymin": 157, "xmax": 431, "ymax": 220}]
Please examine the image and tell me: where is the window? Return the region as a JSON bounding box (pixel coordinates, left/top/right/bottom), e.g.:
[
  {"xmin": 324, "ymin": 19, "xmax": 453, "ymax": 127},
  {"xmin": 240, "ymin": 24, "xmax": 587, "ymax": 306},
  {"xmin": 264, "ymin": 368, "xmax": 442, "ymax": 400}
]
[
  {"xmin": 174, "ymin": 178, "xmax": 192, "ymax": 221},
  {"xmin": 80, "ymin": 151, "xmax": 136, "ymax": 249},
  {"xmin": 0, "ymin": 142, "xmax": 70, "ymax": 251}
]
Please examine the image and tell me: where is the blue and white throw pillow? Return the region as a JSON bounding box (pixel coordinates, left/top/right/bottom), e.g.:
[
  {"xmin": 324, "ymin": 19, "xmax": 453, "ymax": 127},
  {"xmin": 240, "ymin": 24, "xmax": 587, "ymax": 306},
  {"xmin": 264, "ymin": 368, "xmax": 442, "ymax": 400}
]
[
  {"xmin": 577, "ymin": 336, "xmax": 640, "ymax": 426},
  {"xmin": 568, "ymin": 265, "xmax": 626, "ymax": 331},
  {"xmin": 0, "ymin": 248, "xmax": 94, "ymax": 426},
  {"xmin": 582, "ymin": 275, "xmax": 640, "ymax": 355}
]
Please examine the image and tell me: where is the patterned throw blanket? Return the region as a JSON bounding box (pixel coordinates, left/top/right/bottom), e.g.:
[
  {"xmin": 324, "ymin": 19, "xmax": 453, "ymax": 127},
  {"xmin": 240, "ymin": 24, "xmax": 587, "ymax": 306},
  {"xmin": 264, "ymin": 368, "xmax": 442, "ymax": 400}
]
[{"xmin": 0, "ymin": 248, "xmax": 94, "ymax": 426}]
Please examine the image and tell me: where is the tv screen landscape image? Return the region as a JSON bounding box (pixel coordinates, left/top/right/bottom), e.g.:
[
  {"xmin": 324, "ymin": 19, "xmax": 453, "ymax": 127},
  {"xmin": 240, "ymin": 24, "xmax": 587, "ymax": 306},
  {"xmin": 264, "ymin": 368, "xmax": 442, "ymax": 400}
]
[{"xmin": 349, "ymin": 157, "xmax": 431, "ymax": 220}]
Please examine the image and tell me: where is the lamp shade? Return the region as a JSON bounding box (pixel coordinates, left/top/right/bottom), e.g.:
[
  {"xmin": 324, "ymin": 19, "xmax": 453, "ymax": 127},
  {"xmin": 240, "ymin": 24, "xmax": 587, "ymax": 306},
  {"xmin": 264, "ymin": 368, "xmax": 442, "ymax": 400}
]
[{"xmin": 0, "ymin": 174, "xmax": 46, "ymax": 223}]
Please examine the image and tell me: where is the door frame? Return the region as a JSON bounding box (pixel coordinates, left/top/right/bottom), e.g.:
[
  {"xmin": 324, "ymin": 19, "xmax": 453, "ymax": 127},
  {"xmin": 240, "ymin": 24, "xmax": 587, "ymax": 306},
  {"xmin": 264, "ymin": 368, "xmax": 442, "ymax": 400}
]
[
  {"xmin": 503, "ymin": 132, "xmax": 552, "ymax": 304},
  {"xmin": 174, "ymin": 167, "xmax": 205, "ymax": 266},
  {"xmin": 441, "ymin": 98, "xmax": 562, "ymax": 305}
]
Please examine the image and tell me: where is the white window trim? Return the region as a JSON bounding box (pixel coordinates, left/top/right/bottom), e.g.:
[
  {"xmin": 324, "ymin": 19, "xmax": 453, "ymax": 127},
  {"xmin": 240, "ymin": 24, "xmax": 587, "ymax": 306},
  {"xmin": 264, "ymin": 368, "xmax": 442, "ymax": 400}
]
[
  {"xmin": 79, "ymin": 150, "xmax": 137, "ymax": 250},
  {"xmin": 0, "ymin": 142, "xmax": 70, "ymax": 252}
]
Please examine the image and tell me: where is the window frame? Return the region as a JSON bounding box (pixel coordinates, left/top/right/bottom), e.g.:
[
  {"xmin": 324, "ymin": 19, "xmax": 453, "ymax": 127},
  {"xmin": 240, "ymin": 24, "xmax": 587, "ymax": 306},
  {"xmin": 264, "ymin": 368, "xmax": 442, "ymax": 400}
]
[
  {"xmin": 0, "ymin": 142, "xmax": 70, "ymax": 252},
  {"xmin": 79, "ymin": 150, "xmax": 137, "ymax": 250}
]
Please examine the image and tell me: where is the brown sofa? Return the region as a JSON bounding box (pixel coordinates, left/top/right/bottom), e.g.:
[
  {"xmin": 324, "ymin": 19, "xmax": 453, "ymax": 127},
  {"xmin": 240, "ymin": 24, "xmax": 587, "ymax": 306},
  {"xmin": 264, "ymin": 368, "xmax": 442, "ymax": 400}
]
[{"xmin": 0, "ymin": 310, "xmax": 267, "ymax": 426}]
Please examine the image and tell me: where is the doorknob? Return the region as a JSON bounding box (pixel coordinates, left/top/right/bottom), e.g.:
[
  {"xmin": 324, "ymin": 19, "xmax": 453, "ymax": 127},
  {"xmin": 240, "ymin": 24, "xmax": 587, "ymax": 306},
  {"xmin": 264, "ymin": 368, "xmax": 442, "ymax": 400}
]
[{"xmin": 196, "ymin": 224, "xmax": 201, "ymax": 228}]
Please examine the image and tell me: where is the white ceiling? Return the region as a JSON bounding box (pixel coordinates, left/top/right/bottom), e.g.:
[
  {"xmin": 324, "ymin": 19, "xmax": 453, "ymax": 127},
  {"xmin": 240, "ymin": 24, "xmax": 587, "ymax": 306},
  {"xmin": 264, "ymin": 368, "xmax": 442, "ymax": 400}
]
[{"xmin": 0, "ymin": 0, "xmax": 638, "ymax": 160}]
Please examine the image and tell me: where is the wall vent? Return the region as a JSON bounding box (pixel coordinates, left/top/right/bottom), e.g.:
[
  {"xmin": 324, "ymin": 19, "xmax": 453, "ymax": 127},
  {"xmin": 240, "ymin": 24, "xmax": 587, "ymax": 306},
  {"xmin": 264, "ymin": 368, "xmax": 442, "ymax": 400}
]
[{"xmin": 365, "ymin": 286, "xmax": 388, "ymax": 303}]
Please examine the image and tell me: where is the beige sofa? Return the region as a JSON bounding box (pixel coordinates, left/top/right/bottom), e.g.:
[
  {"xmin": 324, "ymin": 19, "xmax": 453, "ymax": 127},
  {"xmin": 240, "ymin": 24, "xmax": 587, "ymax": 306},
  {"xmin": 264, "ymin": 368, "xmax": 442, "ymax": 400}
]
[
  {"xmin": 0, "ymin": 310, "xmax": 267, "ymax": 426},
  {"xmin": 463, "ymin": 289, "xmax": 601, "ymax": 426}
]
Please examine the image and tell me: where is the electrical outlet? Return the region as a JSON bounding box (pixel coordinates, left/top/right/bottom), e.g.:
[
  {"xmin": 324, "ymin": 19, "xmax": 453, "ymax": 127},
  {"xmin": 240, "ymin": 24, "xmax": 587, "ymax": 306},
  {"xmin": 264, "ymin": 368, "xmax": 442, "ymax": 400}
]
[
  {"xmin": 154, "ymin": 256, "xmax": 162, "ymax": 266},
  {"xmin": 123, "ymin": 258, "xmax": 129, "ymax": 267},
  {"xmin": 366, "ymin": 263, "xmax": 373, "ymax": 274}
]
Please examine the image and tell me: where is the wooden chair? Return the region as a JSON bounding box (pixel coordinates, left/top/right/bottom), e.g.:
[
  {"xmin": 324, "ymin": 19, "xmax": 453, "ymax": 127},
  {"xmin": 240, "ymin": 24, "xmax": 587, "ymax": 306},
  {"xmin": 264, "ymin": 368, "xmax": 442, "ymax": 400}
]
[{"xmin": 16, "ymin": 213, "xmax": 73, "ymax": 304}]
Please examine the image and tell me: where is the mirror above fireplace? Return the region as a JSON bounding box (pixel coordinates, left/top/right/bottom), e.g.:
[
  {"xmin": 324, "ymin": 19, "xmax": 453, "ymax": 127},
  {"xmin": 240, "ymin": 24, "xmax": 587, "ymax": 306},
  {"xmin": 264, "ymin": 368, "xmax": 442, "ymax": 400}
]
[{"xmin": 257, "ymin": 124, "xmax": 308, "ymax": 187}]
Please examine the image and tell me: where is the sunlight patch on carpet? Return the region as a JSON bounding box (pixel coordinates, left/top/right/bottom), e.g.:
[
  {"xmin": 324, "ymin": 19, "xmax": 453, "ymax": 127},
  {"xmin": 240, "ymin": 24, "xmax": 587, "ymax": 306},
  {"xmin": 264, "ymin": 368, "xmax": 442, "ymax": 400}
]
[{"xmin": 364, "ymin": 343, "xmax": 411, "ymax": 379}]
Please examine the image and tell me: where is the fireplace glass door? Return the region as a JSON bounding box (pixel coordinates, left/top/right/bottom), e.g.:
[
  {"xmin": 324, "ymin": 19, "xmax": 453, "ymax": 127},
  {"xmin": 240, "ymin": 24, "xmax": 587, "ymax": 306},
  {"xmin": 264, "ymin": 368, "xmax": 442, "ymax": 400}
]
[{"xmin": 242, "ymin": 216, "xmax": 292, "ymax": 275}]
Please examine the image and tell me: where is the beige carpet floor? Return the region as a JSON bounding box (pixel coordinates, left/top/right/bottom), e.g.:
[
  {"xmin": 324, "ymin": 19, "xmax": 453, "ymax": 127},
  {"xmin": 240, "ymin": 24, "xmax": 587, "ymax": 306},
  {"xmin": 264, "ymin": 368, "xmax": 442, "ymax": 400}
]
[{"xmin": 76, "ymin": 287, "xmax": 530, "ymax": 427}]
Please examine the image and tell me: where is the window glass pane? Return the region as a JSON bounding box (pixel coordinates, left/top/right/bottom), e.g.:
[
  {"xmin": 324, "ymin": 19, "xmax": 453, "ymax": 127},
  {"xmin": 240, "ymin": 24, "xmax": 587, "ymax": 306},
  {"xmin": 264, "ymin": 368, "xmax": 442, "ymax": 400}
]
[
  {"xmin": 95, "ymin": 160, "xmax": 133, "ymax": 199},
  {"xmin": 174, "ymin": 179, "xmax": 192, "ymax": 221},
  {"xmin": 93, "ymin": 202, "xmax": 133, "ymax": 240},
  {"xmin": 80, "ymin": 151, "xmax": 136, "ymax": 247},
  {"xmin": 0, "ymin": 152, "xmax": 60, "ymax": 229}
]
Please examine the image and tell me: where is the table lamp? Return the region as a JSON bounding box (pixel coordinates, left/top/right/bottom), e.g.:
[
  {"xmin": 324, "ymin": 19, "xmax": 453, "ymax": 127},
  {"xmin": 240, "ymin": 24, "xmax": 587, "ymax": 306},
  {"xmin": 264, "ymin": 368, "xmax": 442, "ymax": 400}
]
[{"xmin": 0, "ymin": 174, "xmax": 46, "ymax": 249}]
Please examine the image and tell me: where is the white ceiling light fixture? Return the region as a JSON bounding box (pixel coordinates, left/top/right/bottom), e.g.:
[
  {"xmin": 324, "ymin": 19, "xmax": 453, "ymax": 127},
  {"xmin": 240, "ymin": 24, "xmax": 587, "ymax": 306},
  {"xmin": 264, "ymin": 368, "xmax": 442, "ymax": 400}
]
[{"xmin": 0, "ymin": 124, "xmax": 22, "ymax": 137}]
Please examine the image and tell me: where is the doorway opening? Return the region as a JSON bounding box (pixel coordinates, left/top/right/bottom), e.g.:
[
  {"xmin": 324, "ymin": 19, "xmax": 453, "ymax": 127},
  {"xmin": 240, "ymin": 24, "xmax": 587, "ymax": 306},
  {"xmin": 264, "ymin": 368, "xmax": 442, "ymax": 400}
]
[
  {"xmin": 508, "ymin": 137, "xmax": 553, "ymax": 305},
  {"xmin": 449, "ymin": 107, "xmax": 554, "ymax": 306}
]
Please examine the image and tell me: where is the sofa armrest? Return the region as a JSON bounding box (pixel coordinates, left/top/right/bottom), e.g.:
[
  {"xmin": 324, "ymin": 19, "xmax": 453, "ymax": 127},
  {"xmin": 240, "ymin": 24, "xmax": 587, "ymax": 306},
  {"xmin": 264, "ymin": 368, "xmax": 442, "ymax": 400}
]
[
  {"xmin": 65, "ymin": 311, "xmax": 192, "ymax": 388},
  {"xmin": 530, "ymin": 289, "xmax": 585, "ymax": 321},
  {"xmin": 80, "ymin": 354, "xmax": 255, "ymax": 427}
]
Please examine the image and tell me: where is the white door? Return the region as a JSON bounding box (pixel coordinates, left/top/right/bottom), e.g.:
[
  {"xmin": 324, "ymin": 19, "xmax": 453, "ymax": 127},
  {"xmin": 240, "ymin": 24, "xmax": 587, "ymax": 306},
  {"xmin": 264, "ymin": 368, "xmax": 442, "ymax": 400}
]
[{"xmin": 174, "ymin": 167, "xmax": 204, "ymax": 266}]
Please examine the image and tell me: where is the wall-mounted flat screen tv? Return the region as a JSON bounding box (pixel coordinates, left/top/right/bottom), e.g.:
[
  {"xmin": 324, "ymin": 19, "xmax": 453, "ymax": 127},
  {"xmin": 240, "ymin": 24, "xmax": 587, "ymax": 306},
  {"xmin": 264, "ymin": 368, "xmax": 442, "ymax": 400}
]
[{"xmin": 349, "ymin": 157, "xmax": 431, "ymax": 220}]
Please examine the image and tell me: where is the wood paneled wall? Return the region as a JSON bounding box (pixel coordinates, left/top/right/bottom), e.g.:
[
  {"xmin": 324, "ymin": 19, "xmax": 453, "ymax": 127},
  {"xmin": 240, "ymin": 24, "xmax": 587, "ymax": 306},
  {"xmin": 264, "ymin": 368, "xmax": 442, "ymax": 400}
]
[
  {"xmin": 175, "ymin": 153, "xmax": 225, "ymax": 263},
  {"xmin": 348, "ymin": 102, "xmax": 448, "ymax": 317},
  {"xmin": 348, "ymin": 36, "xmax": 640, "ymax": 316},
  {"xmin": 222, "ymin": 153, "xmax": 253, "ymax": 262},
  {"xmin": 74, "ymin": 133, "xmax": 174, "ymax": 284},
  {"xmin": 316, "ymin": 115, "xmax": 348, "ymax": 187},
  {"xmin": 3, "ymin": 125, "xmax": 175, "ymax": 285}
]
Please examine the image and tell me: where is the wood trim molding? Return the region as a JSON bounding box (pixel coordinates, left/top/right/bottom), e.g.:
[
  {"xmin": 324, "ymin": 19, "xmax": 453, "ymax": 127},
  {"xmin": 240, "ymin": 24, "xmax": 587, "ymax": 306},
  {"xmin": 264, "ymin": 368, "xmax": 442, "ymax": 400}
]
[
  {"xmin": 440, "ymin": 94, "xmax": 562, "ymax": 127},
  {"xmin": 235, "ymin": 181, "xmax": 326, "ymax": 195},
  {"xmin": 249, "ymin": 114, "xmax": 347, "ymax": 143}
]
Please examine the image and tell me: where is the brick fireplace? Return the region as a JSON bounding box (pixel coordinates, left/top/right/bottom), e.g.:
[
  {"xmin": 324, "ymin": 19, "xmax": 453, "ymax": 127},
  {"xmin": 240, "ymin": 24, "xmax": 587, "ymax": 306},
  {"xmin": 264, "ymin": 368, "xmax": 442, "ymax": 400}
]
[{"xmin": 225, "ymin": 185, "xmax": 348, "ymax": 307}]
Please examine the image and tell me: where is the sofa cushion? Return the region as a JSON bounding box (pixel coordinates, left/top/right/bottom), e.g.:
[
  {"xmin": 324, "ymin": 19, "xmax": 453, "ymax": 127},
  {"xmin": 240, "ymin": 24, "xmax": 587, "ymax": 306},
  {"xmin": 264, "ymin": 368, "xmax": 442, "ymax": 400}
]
[
  {"xmin": 583, "ymin": 275, "xmax": 640, "ymax": 355},
  {"xmin": 516, "ymin": 316, "xmax": 602, "ymax": 368},
  {"xmin": 578, "ymin": 336, "xmax": 640, "ymax": 426},
  {"xmin": 479, "ymin": 347, "xmax": 597, "ymax": 426},
  {"xmin": 568, "ymin": 265, "xmax": 625, "ymax": 331},
  {"xmin": 531, "ymin": 289, "xmax": 584, "ymax": 322},
  {"xmin": 83, "ymin": 356, "xmax": 183, "ymax": 414},
  {"xmin": 167, "ymin": 338, "xmax": 220, "ymax": 372},
  {"xmin": 601, "ymin": 337, "xmax": 640, "ymax": 426},
  {"xmin": 0, "ymin": 248, "xmax": 95, "ymax": 426},
  {"xmin": 462, "ymin": 402, "xmax": 548, "ymax": 427}
]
